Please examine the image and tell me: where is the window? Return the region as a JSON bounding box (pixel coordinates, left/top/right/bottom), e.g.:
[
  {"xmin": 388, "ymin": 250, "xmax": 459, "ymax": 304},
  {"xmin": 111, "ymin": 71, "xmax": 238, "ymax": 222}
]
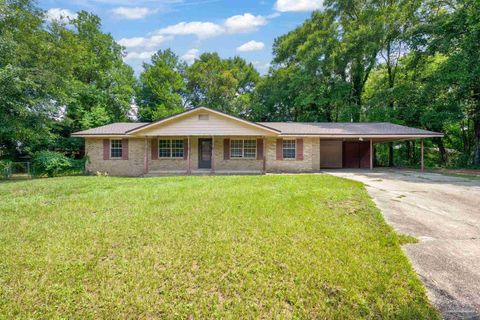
[
  {"xmin": 230, "ymin": 139, "xmax": 256, "ymax": 159},
  {"xmin": 198, "ymin": 114, "xmax": 209, "ymax": 120},
  {"xmin": 159, "ymin": 139, "xmax": 184, "ymax": 158},
  {"xmin": 282, "ymin": 139, "xmax": 296, "ymax": 159},
  {"xmin": 110, "ymin": 139, "xmax": 123, "ymax": 158}
]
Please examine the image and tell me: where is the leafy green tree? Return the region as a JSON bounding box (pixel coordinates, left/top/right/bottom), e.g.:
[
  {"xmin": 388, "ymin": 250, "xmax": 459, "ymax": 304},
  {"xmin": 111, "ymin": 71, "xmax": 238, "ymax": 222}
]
[
  {"xmin": 0, "ymin": 0, "xmax": 57, "ymax": 157},
  {"xmin": 137, "ymin": 49, "xmax": 186, "ymax": 121},
  {"xmin": 185, "ymin": 53, "xmax": 259, "ymax": 115},
  {"xmin": 418, "ymin": 0, "xmax": 480, "ymax": 165}
]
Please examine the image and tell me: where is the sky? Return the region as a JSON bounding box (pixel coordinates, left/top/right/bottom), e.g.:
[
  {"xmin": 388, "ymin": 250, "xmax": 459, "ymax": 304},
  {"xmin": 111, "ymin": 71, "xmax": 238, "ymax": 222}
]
[{"xmin": 39, "ymin": 0, "xmax": 322, "ymax": 76}]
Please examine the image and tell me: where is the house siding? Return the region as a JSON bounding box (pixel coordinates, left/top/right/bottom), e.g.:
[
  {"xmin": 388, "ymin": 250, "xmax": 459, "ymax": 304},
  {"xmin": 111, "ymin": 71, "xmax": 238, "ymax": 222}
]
[
  {"xmin": 85, "ymin": 138, "xmax": 144, "ymax": 176},
  {"xmin": 84, "ymin": 136, "xmax": 321, "ymax": 176},
  {"xmin": 265, "ymin": 137, "xmax": 318, "ymax": 173}
]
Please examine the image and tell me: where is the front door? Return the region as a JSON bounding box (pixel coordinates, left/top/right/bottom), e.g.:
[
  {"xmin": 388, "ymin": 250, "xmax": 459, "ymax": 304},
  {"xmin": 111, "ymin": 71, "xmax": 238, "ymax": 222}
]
[{"xmin": 198, "ymin": 138, "xmax": 212, "ymax": 169}]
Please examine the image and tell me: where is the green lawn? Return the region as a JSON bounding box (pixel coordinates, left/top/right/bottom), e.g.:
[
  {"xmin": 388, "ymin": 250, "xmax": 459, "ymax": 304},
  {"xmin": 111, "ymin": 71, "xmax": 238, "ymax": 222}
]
[{"xmin": 0, "ymin": 175, "xmax": 438, "ymax": 319}]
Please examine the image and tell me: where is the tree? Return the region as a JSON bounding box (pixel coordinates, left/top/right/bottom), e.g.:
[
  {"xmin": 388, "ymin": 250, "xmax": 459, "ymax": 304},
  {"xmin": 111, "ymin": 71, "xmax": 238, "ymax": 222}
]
[
  {"xmin": 0, "ymin": 0, "xmax": 57, "ymax": 157},
  {"xmin": 185, "ymin": 53, "xmax": 259, "ymax": 116},
  {"xmin": 137, "ymin": 49, "xmax": 186, "ymax": 121},
  {"xmin": 418, "ymin": 0, "xmax": 480, "ymax": 165}
]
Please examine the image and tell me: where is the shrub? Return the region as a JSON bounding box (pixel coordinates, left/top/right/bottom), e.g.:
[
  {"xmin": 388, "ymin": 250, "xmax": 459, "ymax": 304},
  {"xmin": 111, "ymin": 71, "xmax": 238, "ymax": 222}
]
[{"xmin": 32, "ymin": 151, "xmax": 85, "ymax": 177}]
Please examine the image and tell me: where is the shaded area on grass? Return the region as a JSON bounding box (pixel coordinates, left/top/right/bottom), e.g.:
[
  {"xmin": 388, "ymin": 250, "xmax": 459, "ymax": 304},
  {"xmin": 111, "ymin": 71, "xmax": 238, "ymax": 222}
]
[{"xmin": 0, "ymin": 175, "xmax": 439, "ymax": 319}]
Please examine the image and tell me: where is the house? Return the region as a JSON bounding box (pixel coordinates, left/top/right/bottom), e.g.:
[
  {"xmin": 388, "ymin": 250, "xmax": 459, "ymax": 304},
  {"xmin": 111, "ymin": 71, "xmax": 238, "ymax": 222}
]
[{"xmin": 71, "ymin": 107, "xmax": 443, "ymax": 176}]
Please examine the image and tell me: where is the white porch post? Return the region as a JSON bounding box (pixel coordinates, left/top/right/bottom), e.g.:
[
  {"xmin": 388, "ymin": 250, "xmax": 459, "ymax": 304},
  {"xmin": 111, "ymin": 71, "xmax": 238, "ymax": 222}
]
[
  {"xmin": 421, "ymin": 138, "xmax": 424, "ymax": 171},
  {"xmin": 211, "ymin": 135, "xmax": 215, "ymax": 174},
  {"xmin": 187, "ymin": 136, "xmax": 191, "ymax": 175},
  {"xmin": 370, "ymin": 138, "xmax": 373, "ymax": 170},
  {"xmin": 143, "ymin": 137, "xmax": 148, "ymax": 174}
]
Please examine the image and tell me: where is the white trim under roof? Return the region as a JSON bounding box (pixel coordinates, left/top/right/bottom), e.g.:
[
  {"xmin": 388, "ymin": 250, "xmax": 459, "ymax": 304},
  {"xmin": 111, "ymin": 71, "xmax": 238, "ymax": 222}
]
[{"xmin": 126, "ymin": 107, "xmax": 280, "ymax": 135}]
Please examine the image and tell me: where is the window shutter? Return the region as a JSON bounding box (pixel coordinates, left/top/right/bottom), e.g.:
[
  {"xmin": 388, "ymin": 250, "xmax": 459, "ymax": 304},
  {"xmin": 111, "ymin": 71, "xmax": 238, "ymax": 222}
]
[
  {"xmin": 256, "ymin": 138, "xmax": 263, "ymax": 160},
  {"xmin": 276, "ymin": 138, "xmax": 283, "ymax": 160},
  {"xmin": 224, "ymin": 138, "xmax": 230, "ymax": 160},
  {"xmin": 122, "ymin": 139, "xmax": 129, "ymax": 160},
  {"xmin": 296, "ymin": 138, "xmax": 304, "ymax": 160},
  {"xmin": 151, "ymin": 139, "xmax": 158, "ymax": 160},
  {"xmin": 183, "ymin": 138, "xmax": 188, "ymax": 160},
  {"xmin": 103, "ymin": 139, "xmax": 110, "ymax": 160}
]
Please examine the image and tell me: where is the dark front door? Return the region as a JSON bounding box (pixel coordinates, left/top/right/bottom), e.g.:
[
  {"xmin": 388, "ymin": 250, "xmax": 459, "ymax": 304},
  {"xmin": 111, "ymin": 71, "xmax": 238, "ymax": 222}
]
[
  {"xmin": 343, "ymin": 142, "xmax": 370, "ymax": 168},
  {"xmin": 198, "ymin": 138, "xmax": 212, "ymax": 169}
]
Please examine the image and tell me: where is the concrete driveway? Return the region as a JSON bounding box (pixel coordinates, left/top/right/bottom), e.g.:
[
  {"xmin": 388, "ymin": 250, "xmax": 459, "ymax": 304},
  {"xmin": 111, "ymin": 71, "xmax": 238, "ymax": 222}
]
[{"xmin": 325, "ymin": 169, "xmax": 480, "ymax": 320}]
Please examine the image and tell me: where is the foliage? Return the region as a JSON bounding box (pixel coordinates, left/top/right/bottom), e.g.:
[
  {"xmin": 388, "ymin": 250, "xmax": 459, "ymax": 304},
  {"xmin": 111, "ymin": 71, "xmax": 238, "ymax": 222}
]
[
  {"xmin": 137, "ymin": 49, "xmax": 186, "ymax": 121},
  {"xmin": 32, "ymin": 151, "xmax": 84, "ymax": 177},
  {"xmin": 185, "ymin": 53, "xmax": 260, "ymax": 116},
  {"xmin": 0, "ymin": 175, "xmax": 439, "ymax": 318},
  {"xmin": 0, "ymin": 1, "xmax": 136, "ymax": 159}
]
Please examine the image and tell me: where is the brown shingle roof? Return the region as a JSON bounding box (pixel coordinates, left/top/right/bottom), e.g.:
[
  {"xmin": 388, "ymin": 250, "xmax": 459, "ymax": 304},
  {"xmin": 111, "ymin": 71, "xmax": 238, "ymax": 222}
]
[
  {"xmin": 71, "ymin": 120, "xmax": 442, "ymax": 137},
  {"xmin": 71, "ymin": 123, "xmax": 149, "ymax": 136},
  {"xmin": 258, "ymin": 122, "xmax": 442, "ymax": 136}
]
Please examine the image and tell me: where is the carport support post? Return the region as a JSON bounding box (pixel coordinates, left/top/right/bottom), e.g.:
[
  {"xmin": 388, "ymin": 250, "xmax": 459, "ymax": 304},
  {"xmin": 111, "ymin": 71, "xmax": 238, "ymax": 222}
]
[
  {"xmin": 370, "ymin": 138, "xmax": 373, "ymax": 170},
  {"xmin": 421, "ymin": 138, "xmax": 424, "ymax": 171}
]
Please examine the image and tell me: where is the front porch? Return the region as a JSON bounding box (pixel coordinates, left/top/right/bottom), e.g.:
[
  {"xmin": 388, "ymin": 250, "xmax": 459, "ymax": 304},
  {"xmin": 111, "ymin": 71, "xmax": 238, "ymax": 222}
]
[{"xmin": 142, "ymin": 136, "xmax": 267, "ymax": 176}]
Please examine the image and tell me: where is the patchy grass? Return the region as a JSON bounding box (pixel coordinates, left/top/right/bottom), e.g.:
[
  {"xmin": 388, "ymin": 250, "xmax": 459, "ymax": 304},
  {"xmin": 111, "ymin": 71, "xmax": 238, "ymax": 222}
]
[
  {"xmin": 397, "ymin": 234, "xmax": 419, "ymax": 245},
  {"xmin": 0, "ymin": 175, "xmax": 438, "ymax": 319}
]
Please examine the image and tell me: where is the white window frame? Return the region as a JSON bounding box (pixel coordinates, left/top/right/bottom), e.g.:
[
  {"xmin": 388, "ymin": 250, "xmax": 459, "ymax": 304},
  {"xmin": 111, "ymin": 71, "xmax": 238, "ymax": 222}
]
[
  {"xmin": 230, "ymin": 139, "xmax": 257, "ymax": 159},
  {"xmin": 110, "ymin": 139, "xmax": 123, "ymax": 159},
  {"xmin": 158, "ymin": 139, "xmax": 184, "ymax": 159},
  {"xmin": 282, "ymin": 139, "xmax": 296, "ymax": 160}
]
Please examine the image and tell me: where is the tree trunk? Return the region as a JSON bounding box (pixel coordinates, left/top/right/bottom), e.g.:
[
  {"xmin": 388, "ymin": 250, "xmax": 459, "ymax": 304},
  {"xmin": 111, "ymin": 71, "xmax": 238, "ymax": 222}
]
[
  {"xmin": 434, "ymin": 137, "xmax": 448, "ymax": 164},
  {"xmin": 388, "ymin": 142, "xmax": 394, "ymax": 167},
  {"xmin": 474, "ymin": 118, "xmax": 480, "ymax": 165}
]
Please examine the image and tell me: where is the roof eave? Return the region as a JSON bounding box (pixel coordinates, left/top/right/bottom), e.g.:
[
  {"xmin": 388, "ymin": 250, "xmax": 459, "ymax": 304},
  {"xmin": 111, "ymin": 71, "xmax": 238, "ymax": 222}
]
[{"xmin": 71, "ymin": 134, "xmax": 127, "ymax": 138}]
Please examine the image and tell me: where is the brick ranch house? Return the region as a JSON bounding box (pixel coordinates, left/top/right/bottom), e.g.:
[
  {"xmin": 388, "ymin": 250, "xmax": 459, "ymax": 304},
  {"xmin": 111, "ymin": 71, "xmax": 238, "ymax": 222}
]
[{"xmin": 72, "ymin": 107, "xmax": 443, "ymax": 176}]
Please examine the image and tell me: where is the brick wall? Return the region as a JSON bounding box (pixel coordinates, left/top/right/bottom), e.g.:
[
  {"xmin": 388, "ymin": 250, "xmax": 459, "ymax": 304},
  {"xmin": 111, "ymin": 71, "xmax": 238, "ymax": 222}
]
[
  {"xmin": 85, "ymin": 138, "xmax": 144, "ymax": 176},
  {"xmin": 85, "ymin": 136, "xmax": 321, "ymax": 176}
]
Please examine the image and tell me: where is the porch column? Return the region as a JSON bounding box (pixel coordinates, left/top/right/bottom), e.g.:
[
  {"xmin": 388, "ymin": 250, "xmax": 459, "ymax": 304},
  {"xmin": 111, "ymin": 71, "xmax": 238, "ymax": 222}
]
[
  {"xmin": 370, "ymin": 138, "xmax": 373, "ymax": 170},
  {"xmin": 421, "ymin": 138, "xmax": 424, "ymax": 171},
  {"xmin": 187, "ymin": 136, "xmax": 191, "ymax": 174},
  {"xmin": 262, "ymin": 136, "xmax": 266, "ymax": 174},
  {"xmin": 211, "ymin": 135, "xmax": 215, "ymax": 174},
  {"xmin": 143, "ymin": 137, "xmax": 148, "ymax": 174}
]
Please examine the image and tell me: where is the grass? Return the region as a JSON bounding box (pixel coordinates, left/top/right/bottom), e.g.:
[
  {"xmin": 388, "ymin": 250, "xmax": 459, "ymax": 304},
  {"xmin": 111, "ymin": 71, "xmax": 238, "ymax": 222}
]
[{"xmin": 0, "ymin": 175, "xmax": 438, "ymax": 319}]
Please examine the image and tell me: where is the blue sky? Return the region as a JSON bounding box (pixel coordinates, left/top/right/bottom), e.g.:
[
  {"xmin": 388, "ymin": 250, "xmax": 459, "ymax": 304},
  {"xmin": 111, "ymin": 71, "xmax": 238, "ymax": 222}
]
[{"xmin": 39, "ymin": 0, "xmax": 322, "ymax": 75}]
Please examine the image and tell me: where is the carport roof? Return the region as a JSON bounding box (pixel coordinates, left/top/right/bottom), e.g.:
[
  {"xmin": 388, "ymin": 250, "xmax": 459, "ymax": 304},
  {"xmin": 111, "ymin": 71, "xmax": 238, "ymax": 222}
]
[{"xmin": 258, "ymin": 122, "xmax": 443, "ymax": 137}]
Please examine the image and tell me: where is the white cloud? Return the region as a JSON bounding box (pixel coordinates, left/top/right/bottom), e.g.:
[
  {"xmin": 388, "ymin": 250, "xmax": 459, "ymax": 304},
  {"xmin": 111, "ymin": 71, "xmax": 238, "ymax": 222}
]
[
  {"xmin": 155, "ymin": 21, "xmax": 224, "ymax": 39},
  {"xmin": 181, "ymin": 49, "xmax": 200, "ymax": 64},
  {"xmin": 112, "ymin": 7, "xmax": 156, "ymax": 20},
  {"xmin": 236, "ymin": 40, "xmax": 265, "ymax": 52},
  {"xmin": 124, "ymin": 51, "xmax": 156, "ymax": 61},
  {"xmin": 274, "ymin": 0, "xmax": 323, "ymax": 12},
  {"xmin": 45, "ymin": 8, "xmax": 77, "ymax": 23},
  {"xmin": 154, "ymin": 13, "xmax": 268, "ymax": 40},
  {"xmin": 224, "ymin": 13, "xmax": 267, "ymax": 33},
  {"xmin": 117, "ymin": 35, "xmax": 172, "ymax": 48}
]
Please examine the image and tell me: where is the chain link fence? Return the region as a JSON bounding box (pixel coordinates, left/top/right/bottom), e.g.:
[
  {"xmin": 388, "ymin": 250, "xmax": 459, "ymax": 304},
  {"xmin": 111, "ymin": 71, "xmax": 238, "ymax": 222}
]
[{"xmin": 1, "ymin": 162, "xmax": 32, "ymax": 180}]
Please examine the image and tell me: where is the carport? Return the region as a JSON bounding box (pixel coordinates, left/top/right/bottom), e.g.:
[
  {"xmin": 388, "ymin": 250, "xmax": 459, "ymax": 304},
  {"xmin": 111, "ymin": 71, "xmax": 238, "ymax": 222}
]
[
  {"xmin": 263, "ymin": 122, "xmax": 444, "ymax": 171},
  {"xmin": 320, "ymin": 137, "xmax": 434, "ymax": 170}
]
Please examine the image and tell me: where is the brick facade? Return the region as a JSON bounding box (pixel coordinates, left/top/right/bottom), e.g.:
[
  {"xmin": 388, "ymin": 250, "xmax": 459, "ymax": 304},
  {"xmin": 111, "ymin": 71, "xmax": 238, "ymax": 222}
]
[{"xmin": 85, "ymin": 136, "xmax": 321, "ymax": 176}]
